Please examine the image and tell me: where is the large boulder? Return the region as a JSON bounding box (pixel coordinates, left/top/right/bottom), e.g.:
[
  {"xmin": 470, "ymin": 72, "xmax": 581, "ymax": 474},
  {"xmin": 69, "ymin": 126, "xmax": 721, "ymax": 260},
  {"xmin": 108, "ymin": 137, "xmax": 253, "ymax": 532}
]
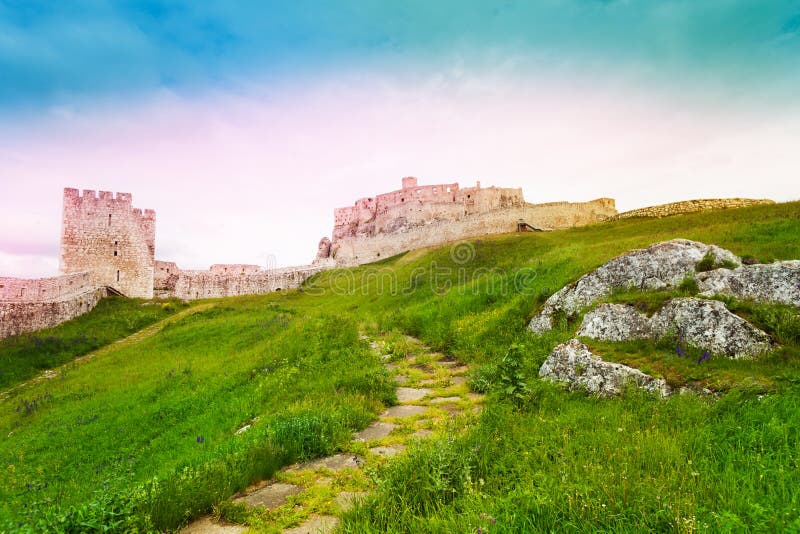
[
  {"xmin": 697, "ymin": 261, "xmax": 800, "ymax": 307},
  {"xmin": 540, "ymin": 339, "xmax": 671, "ymax": 397},
  {"xmin": 650, "ymin": 298, "xmax": 773, "ymax": 359},
  {"xmin": 529, "ymin": 240, "xmax": 739, "ymax": 333},
  {"xmin": 576, "ymin": 303, "xmax": 654, "ymax": 341}
]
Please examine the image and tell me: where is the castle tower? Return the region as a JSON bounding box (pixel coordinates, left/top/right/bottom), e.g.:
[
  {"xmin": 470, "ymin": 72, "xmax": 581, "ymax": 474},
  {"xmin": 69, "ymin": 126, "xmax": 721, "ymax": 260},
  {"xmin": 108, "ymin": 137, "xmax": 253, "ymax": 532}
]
[{"xmin": 59, "ymin": 188, "xmax": 155, "ymax": 298}]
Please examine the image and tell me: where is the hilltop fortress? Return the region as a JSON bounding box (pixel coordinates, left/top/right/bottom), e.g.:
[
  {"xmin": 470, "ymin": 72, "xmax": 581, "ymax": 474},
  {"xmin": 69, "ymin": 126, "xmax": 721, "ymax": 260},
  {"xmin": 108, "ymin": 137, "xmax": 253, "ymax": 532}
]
[
  {"xmin": 0, "ymin": 177, "xmax": 775, "ymax": 339},
  {"xmin": 320, "ymin": 177, "xmax": 616, "ymax": 265}
]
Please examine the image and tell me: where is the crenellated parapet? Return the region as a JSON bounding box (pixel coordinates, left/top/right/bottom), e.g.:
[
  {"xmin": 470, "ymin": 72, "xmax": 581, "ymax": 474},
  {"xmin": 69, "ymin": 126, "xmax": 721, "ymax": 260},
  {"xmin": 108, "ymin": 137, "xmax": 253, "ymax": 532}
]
[{"xmin": 60, "ymin": 187, "xmax": 156, "ymax": 298}]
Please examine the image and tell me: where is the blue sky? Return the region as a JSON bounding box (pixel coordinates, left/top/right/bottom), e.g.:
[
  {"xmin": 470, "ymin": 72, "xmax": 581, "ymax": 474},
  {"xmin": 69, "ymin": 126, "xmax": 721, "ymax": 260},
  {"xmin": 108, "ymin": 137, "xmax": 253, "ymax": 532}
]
[
  {"xmin": 2, "ymin": 1, "xmax": 799, "ymax": 113},
  {"xmin": 1, "ymin": 1, "xmax": 799, "ymax": 277}
]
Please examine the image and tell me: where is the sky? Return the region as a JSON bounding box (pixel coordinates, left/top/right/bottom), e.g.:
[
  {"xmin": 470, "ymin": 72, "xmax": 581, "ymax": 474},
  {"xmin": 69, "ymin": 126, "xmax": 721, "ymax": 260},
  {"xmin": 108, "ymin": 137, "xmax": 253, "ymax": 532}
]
[{"xmin": 1, "ymin": 1, "xmax": 799, "ymax": 277}]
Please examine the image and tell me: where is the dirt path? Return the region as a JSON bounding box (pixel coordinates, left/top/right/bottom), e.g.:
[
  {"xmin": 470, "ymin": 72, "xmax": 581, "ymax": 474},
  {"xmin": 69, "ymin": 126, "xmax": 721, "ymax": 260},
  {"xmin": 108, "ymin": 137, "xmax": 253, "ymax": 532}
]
[
  {"xmin": 183, "ymin": 332, "xmax": 484, "ymax": 533},
  {"xmin": 0, "ymin": 303, "xmax": 213, "ymax": 403}
]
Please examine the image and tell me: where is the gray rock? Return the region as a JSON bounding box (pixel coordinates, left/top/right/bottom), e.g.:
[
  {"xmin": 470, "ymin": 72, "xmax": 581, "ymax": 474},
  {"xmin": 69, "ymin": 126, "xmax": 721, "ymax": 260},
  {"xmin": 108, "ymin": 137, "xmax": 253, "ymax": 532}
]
[
  {"xmin": 540, "ymin": 339, "xmax": 671, "ymax": 397},
  {"xmin": 651, "ymin": 298, "xmax": 773, "ymax": 359},
  {"xmin": 697, "ymin": 261, "xmax": 800, "ymax": 307},
  {"xmin": 576, "ymin": 304, "xmax": 654, "ymax": 341},
  {"xmin": 529, "ymin": 240, "xmax": 740, "ymax": 333}
]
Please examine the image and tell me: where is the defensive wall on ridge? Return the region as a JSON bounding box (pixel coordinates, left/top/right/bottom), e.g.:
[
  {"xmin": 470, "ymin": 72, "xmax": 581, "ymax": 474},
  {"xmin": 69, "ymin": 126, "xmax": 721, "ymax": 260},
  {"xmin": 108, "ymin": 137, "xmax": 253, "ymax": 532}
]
[
  {"xmin": 0, "ymin": 273, "xmax": 106, "ymax": 339},
  {"xmin": 613, "ymin": 198, "xmax": 776, "ymax": 220},
  {"xmin": 0, "ymin": 180, "xmax": 778, "ymax": 340},
  {"xmin": 325, "ymin": 177, "xmax": 617, "ymax": 265},
  {"xmin": 153, "ymin": 261, "xmax": 328, "ymax": 300}
]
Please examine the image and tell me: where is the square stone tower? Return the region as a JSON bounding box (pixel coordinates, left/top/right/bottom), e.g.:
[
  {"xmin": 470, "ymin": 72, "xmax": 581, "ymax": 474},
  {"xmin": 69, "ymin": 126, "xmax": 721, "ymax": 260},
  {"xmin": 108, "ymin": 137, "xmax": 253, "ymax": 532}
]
[{"xmin": 59, "ymin": 188, "xmax": 155, "ymax": 298}]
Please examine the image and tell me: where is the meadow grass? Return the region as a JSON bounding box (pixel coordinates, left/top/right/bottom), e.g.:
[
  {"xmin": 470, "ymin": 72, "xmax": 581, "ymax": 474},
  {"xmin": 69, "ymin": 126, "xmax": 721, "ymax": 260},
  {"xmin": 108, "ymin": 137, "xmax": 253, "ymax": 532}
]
[
  {"xmin": 0, "ymin": 297, "xmax": 187, "ymax": 391},
  {"xmin": 1, "ymin": 201, "xmax": 799, "ymax": 532}
]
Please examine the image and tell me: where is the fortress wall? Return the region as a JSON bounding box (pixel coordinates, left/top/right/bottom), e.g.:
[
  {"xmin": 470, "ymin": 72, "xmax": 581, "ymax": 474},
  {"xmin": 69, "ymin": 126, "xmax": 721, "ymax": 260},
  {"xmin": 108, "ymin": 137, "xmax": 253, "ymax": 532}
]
[
  {"xmin": 0, "ymin": 272, "xmax": 94, "ymax": 303},
  {"xmin": 0, "ymin": 286, "xmax": 106, "ymax": 340},
  {"xmin": 60, "ymin": 188, "xmax": 156, "ymax": 298},
  {"xmin": 614, "ymin": 198, "xmax": 775, "ymax": 219},
  {"xmin": 154, "ymin": 264, "xmax": 328, "ymax": 300},
  {"xmin": 331, "ymin": 198, "xmax": 616, "ymax": 265}
]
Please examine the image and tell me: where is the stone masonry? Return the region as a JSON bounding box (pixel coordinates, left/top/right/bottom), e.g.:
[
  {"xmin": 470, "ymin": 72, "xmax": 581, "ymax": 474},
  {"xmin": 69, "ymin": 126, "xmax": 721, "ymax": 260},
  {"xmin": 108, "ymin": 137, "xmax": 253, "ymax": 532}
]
[
  {"xmin": 60, "ymin": 188, "xmax": 156, "ymax": 298},
  {"xmin": 614, "ymin": 198, "xmax": 774, "ymax": 220},
  {"xmin": 320, "ymin": 177, "xmax": 617, "ymax": 265}
]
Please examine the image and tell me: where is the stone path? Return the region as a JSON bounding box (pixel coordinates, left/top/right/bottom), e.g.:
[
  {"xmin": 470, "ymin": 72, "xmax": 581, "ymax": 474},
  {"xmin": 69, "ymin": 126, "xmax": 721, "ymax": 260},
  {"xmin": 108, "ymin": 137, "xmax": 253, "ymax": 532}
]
[
  {"xmin": 0, "ymin": 303, "xmax": 213, "ymax": 403},
  {"xmin": 183, "ymin": 332, "xmax": 484, "ymax": 533}
]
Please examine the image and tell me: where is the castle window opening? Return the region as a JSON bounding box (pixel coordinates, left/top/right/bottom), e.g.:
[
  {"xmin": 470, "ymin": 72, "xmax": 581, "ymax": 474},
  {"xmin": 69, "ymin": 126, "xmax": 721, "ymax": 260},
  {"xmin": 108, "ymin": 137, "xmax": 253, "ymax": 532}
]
[
  {"xmin": 108, "ymin": 214, "xmax": 111, "ymax": 226},
  {"xmin": 116, "ymin": 270, "xmax": 120, "ymax": 282},
  {"xmin": 114, "ymin": 241, "xmax": 118, "ymax": 256}
]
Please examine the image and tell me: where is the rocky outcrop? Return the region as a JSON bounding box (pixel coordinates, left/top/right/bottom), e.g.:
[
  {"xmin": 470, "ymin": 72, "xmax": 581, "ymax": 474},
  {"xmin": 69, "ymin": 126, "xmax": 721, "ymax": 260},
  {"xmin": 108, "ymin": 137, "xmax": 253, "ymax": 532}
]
[
  {"xmin": 576, "ymin": 304, "xmax": 654, "ymax": 341},
  {"xmin": 650, "ymin": 298, "xmax": 773, "ymax": 359},
  {"xmin": 539, "ymin": 339, "xmax": 671, "ymax": 397},
  {"xmin": 576, "ymin": 298, "xmax": 773, "ymax": 359},
  {"xmin": 529, "ymin": 240, "xmax": 740, "ymax": 333},
  {"xmin": 697, "ymin": 261, "xmax": 800, "ymax": 307}
]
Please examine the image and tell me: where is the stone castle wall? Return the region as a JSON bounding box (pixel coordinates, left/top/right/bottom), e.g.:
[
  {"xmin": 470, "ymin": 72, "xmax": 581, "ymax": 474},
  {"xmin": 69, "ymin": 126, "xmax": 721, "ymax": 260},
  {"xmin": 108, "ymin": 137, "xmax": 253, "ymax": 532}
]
[
  {"xmin": 0, "ymin": 272, "xmax": 94, "ymax": 303},
  {"xmin": 154, "ymin": 260, "xmax": 327, "ymax": 300},
  {"xmin": 615, "ymin": 198, "xmax": 775, "ymax": 220},
  {"xmin": 60, "ymin": 188, "xmax": 156, "ymax": 298},
  {"xmin": 331, "ymin": 197, "xmax": 617, "ymax": 265},
  {"xmin": 333, "ymin": 177, "xmax": 526, "ymax": 240},
  {"xmin": 0, "ymin": 283, "xmax": 106, "ymax": 339}
]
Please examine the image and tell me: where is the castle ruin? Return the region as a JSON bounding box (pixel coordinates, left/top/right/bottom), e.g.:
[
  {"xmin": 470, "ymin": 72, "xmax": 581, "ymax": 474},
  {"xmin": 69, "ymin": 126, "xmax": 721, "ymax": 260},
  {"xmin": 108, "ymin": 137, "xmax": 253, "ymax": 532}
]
[
  {"xmin": 319, "ymin": 177, "xmax": 617, "ymax": 265},
  {"xmin": 1, "ymin": 176, "xmax": 776, "ymax": 340},
  {"xmin": 60, "ymin": 188, "xmax": 156, "ymax": 298}
]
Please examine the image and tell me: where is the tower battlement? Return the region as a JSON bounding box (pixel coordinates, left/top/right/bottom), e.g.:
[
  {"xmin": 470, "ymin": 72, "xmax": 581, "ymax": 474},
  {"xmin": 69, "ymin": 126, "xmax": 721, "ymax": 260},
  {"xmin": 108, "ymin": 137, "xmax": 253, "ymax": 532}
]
[{"xmin": 60, "ymin": 187, "xmax": 155, "ymax": 298}]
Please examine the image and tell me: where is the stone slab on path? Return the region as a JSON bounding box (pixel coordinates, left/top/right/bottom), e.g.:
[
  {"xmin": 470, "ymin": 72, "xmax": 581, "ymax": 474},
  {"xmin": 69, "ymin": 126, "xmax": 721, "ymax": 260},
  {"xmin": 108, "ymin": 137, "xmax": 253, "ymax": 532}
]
[
  {"xmin": 283, "ymin": 515, "xmax": 340, "ymax": 533},
  {"xmin": 288, "ymin": 454, "xmax": 364, "ymax": 472},
  {"xmin": 182, "ymin": 517, "xmax": 246, "ymax": 533},
  {"xmin": 396, "ymin": 387, "xmax": 432, "ymax": 402},
  {"xmin": 381, "ymin": 405, "xmax": 427, "ymax": 418},
  {"xmin": 354, "ymin": 421, "xmax": 395, "ymax": 441},
  {"xmin": 234, "ymin": 482, "xmax": 301, "ymax": 509},
  {"xmin": 370, "ymin": 444, "xmax": 406, "ymax": 457}
]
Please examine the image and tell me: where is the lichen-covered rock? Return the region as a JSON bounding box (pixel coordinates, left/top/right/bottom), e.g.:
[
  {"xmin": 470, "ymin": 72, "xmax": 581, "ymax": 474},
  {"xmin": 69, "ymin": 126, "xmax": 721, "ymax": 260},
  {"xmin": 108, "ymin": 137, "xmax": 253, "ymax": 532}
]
[
  {"xmin": 539, "ymin": 339, "xmax": 671, "ymax": 397},
  {"xmin": 651, "ymin": 298, "xmax": 773, "ymax": 359},
  {"xmin": 576, "ymin": 304, "xmax": 654, "ymax": 341},
  {"xmin": 529, "ymin": 240, "xmax": 740, "ymax": 333},
  {"xmin": 697, "ymin": 261, "xmax": 800, "ymax": 307}
]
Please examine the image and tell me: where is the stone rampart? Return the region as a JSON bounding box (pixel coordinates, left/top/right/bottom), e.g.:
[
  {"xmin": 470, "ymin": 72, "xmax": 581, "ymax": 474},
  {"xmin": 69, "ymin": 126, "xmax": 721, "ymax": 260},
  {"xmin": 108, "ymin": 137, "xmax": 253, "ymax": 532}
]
[
  {"xmin": 154, "ymin": 262, "xmax": 328, "ymax": 300},
  {"xmin": 0, "ymin": 272, "xmax": 94, "ymax": 303},
  {"xmin": 331, "ymin": 198, "xmax": 616, "ymax": 265},
  {"xmin": 615, "ymin": 198, "xmax": 775, "ymax": 220},
  {"xmin": 0, "ymin": 285, "xmax": 106, "ymax": 339}
]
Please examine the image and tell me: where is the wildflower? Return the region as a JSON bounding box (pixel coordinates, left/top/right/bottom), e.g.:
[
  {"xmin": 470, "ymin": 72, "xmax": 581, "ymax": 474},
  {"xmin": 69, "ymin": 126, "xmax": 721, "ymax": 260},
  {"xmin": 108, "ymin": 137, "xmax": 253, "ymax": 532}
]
[{"xmin": 196, "ymin": 435, "xmax": 204, "ymax": 444}]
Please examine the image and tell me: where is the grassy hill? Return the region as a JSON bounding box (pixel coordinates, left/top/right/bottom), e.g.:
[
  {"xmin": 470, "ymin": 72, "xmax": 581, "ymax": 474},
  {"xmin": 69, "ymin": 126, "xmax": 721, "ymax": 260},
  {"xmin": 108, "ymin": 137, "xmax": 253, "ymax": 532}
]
[{"xmin": 1, "ymin": 201, "xmax": 799, "ymax": 532}]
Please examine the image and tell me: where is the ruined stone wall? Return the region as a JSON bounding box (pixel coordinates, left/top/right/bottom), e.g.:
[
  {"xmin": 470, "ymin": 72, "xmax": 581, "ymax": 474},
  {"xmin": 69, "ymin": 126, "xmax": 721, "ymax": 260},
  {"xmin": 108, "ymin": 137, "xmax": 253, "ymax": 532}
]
[
  {"xmin": 333, "ymin": 178, "xmax": 525, "ymax": 240},
  {"xmin": 331, "ymin": 197, "xmax": 617, "ymax": 265},
  {"xmin": 0, "ymin": 276, "xmax": 106, "ymax": 340},
  {"xmin": 60, "ymin": 188, "xmax": 155, "ymax": 298},
  {"xmin": 615, "ymin": 198, "xmax": 775, "ymax": 220},
  {"xmin": 0, "ymin": 272, "xmax": 94, "ymax": 303},
  {"xmin": 153, "ymin": 263, "xmax": 328, "ymax": 300}
]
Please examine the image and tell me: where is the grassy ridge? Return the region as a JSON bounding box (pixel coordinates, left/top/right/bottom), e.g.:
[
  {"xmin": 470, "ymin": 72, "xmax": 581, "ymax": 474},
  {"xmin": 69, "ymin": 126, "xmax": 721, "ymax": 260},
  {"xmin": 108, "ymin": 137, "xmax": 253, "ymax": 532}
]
[
  {"xmin": 0, "ymin": 297, "xmax": 187, "ymax": 391},
  {"xmin": 0, "ymin": 201, "xmax": 799, "ymax": 531},
  {"xmin": 1, "ymin": 299, "xmax": 394, "ymax": 531}
]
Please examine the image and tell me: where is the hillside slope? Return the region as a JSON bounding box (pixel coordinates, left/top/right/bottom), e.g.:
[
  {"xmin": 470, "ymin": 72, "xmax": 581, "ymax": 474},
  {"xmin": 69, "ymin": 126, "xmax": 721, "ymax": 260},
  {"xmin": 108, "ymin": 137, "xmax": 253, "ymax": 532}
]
[{"xmin": 1, "ymin": 201, "xmax": 799, "ymax": 532}]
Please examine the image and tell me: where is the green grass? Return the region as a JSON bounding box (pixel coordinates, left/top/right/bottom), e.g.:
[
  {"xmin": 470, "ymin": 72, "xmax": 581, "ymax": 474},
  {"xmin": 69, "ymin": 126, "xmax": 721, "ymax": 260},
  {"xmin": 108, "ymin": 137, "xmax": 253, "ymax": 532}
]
[
  {"xmin": 0, "ymin": 297, "xmax": 187, "ymax": 391},
  {"xmin": 1, "ymin": 200, "xmax": 799, "ymax": 532}
]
